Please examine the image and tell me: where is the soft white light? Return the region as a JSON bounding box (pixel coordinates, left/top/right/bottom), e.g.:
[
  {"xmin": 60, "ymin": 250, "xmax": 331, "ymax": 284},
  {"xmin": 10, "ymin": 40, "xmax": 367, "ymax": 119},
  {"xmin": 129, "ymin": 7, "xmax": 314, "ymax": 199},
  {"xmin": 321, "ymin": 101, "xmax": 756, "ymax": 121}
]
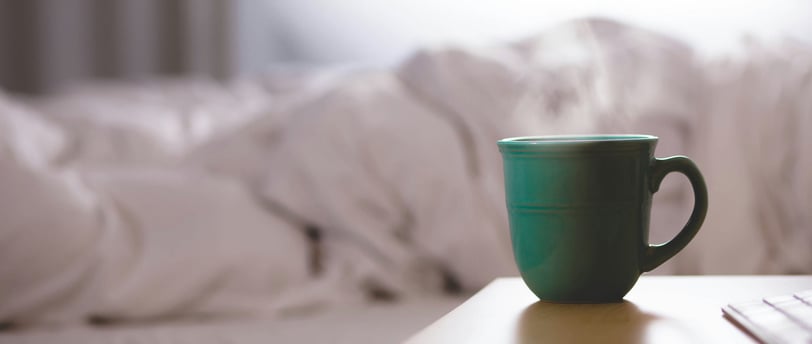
[{"xmin": 261, "ymin": 0, "xmax": 812, "ymax": 65}]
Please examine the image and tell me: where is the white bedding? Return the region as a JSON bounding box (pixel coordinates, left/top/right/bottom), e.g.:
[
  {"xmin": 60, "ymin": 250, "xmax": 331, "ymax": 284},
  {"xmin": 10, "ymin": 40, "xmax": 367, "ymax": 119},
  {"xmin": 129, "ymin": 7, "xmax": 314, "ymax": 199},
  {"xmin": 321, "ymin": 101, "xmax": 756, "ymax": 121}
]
[
  {"xmin": 0, "ymin": 295, "xmax": 465, "ymax": 344},
  {"xmin": 1, "ymin": 18, "xmax": 811, "ymax": 334}
]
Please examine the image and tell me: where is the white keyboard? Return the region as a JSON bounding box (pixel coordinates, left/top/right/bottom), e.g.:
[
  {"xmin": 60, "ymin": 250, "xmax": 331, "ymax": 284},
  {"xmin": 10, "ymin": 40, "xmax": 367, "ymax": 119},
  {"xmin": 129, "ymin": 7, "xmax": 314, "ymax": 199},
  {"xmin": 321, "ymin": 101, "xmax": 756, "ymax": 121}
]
[{"xmin": 723, "ymin": 289, "xmax": 812, "ymax": 344}]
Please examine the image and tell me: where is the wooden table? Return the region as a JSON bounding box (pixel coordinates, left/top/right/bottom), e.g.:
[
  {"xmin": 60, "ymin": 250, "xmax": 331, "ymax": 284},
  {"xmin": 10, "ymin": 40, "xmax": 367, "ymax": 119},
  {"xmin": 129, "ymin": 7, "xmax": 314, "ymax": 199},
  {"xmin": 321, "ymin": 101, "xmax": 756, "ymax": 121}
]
[{"xmin": 406, "ymin": 276, "xmax": 812, "ymax": 343}]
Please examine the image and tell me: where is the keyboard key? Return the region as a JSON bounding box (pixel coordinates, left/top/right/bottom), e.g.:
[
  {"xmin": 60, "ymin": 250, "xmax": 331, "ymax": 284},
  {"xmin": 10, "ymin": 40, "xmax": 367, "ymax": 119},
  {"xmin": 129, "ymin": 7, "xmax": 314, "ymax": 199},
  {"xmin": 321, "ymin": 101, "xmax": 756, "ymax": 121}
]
[
  {"xmin": 730, "ymin": 300, "xmax": 776, "ymax": 315},
  {"xmin": 766, "ymin": 295, "xmax": 802, "ymax": 306},
  {"xmin": 795, "ymin": 290, "xmax": 812, "ymax": 304},
  {"xmin": 724, "ymin": 289, "xmax": 812, "ymax": 344},
  {"xmin": 766, "ymin": 297, "xmax": 812, "ymax": 330}
]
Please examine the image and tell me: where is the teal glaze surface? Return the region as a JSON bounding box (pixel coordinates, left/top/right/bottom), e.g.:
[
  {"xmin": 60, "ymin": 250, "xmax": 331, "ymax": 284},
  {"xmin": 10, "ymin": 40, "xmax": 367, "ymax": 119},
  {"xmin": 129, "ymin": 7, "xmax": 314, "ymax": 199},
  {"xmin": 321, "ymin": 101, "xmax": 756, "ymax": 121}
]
[{"xmin": 497, "ymin": 135, "xmax": 707, "ymax": 303}]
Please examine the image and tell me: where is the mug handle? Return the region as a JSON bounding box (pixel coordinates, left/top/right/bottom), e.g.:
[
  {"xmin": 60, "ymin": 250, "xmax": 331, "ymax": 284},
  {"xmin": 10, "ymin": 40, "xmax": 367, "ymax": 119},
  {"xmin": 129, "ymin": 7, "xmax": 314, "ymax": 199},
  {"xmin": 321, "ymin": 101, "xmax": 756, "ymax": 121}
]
[{"xmin": 640, "ymin": 156, "xmax": 708, "ymax": 272}]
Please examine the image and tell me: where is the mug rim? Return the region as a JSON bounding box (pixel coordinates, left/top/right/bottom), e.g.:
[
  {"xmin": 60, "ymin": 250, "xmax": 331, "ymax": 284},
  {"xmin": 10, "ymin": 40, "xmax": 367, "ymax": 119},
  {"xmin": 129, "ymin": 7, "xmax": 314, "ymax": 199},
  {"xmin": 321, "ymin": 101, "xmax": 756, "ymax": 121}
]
[{"xmin": 498, "ymin": 134, "xmax": 657, "ymax": 145}]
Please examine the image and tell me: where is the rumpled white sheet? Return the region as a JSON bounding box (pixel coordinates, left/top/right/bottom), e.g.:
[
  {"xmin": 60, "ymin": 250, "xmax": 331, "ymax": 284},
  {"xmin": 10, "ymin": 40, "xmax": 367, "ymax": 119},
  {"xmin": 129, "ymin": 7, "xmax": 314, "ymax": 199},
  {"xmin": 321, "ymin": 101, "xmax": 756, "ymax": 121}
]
[
  {"xmin": 0, "ymin": 79, "xmax": 314, "ymax": 325},
  {"xmin": 0, "ymin": 18, "xmax": 810, "ymax": 327},
  {"xmin": 686, "ymin": 40, "xmax": 812, "ymax": 274},
  {"xmin": 259, "ymin": 18, "xmax": 710, "ymax": 300}
]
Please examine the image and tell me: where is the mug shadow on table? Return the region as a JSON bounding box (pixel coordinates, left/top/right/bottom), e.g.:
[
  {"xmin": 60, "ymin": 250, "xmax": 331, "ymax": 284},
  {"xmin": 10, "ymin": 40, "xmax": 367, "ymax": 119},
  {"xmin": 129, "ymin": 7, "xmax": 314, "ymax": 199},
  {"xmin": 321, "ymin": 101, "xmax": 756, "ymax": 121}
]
[{"xmin": 517, "ymin": 300, "xmax": 660, "ymax": 344}]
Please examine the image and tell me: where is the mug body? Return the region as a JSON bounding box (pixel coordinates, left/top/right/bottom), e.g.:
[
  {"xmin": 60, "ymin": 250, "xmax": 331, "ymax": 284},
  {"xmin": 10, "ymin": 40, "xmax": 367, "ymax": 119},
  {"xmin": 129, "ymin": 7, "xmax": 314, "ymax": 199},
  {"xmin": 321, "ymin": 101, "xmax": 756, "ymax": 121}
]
[{"xmin": 498, "ymin": 135, "xmax": 657, "ymax": 302}]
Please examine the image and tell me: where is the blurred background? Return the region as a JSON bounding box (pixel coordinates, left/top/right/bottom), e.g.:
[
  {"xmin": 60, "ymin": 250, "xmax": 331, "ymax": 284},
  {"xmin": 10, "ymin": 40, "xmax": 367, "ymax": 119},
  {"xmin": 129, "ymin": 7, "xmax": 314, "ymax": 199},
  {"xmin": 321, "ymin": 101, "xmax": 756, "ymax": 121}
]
[
  {"xmin": 1, "ymin": 0, "xmax": 812, "ymax": 340},
  {"xmin": 1, "ymin": 0, "xmax": 811, "ymax": 94}
]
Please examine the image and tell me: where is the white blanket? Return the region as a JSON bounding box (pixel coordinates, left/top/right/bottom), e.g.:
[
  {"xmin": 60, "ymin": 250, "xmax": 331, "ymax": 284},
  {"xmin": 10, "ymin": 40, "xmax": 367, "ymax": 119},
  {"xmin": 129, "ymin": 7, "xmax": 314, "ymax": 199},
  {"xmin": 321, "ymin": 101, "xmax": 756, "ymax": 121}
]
[
  {"xmin": 0, "ymin": 80, "xmax": 313, "ymax": 325},
  {"xmin": 1, "ymin": 18, "xmax": 810, "ymax": 326},
  {"xmin": 687, "ymin": 41, "xmax": 812, "ymax": 274}
]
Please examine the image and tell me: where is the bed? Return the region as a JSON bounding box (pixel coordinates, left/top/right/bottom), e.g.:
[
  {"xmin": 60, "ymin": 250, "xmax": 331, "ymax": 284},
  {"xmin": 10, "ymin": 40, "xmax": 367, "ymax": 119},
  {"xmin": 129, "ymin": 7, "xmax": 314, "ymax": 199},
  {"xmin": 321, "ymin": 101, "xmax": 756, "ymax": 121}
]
[
  {"xmin": 1, "ymin": 18, "xmax": 811, "ymax": 343},
  {"xmin": 0, "ymin": 295, "xmax": 465, "ymax": 343}
]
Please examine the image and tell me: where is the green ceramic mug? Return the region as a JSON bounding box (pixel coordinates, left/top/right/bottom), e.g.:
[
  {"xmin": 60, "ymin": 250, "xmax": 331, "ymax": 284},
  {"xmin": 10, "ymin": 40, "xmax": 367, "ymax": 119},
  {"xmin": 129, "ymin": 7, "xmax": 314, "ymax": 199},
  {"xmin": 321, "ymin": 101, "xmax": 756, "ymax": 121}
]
[{"xmin": 497, "ymin": 135, "xmax": 707, "ymax": 303}]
